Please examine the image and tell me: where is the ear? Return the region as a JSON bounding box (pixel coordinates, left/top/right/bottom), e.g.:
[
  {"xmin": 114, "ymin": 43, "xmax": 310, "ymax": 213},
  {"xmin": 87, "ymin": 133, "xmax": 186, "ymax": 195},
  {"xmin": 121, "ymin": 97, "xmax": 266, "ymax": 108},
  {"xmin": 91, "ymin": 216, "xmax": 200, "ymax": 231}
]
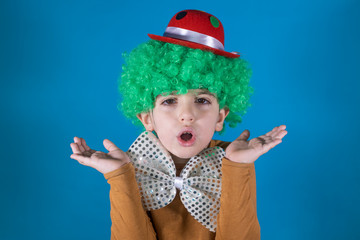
[
  {"xmin": 137, "ymin": 112, "xmax": 155, "ymax": 131},
  {"xmin": 215, "ymin": 108, "xmax": 230, "ymax": 132}
]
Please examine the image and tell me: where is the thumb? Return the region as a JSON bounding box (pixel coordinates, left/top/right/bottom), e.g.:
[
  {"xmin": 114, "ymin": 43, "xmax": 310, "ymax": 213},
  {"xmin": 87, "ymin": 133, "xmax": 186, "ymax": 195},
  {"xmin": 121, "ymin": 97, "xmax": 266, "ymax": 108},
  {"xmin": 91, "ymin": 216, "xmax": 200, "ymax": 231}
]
[
  {"xmin": 103, "ymin": 139, "xmax": 120, "ymax": 152},
  {"xmin": 236, "ymin": 129, "xmax": 250, "ymax": 141}
]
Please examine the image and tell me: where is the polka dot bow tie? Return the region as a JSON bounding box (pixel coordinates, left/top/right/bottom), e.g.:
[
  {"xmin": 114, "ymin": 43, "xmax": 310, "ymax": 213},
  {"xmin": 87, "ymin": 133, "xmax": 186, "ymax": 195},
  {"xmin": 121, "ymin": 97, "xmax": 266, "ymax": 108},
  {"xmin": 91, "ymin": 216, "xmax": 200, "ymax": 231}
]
[{"xmin": 126, "ymin": 131, "xmax": 225, "ymax": 232}]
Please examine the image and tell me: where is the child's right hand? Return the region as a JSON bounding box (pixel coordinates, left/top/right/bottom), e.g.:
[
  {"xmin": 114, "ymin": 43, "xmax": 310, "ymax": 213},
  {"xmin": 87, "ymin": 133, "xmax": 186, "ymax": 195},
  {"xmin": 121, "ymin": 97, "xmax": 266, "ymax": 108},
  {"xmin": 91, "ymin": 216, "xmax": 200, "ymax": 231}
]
[{"xmin": 70, "ymin": 137, "xmax": 130, "ymax": 174}]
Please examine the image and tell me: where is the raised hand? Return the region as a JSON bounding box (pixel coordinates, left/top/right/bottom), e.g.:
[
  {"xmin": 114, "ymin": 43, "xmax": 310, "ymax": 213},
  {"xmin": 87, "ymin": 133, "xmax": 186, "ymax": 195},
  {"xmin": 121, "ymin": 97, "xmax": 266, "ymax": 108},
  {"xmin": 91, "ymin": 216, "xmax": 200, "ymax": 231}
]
[
  {"xmin": 70, "ymin": 137, "xmax": 130, "ymax": 174},
  {"xmin": 225, "ymin": 125, "xmax": 288, "ymax": 164}
]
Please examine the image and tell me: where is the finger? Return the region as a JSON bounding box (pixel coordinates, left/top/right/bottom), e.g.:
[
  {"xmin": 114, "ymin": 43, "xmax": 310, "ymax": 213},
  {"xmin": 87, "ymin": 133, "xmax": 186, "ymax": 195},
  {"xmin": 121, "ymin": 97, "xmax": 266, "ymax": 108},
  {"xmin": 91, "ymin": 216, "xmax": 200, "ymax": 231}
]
[
  {"xmin": 81, "ymin": 138, "xmax": 97, "ymax": 154},
  {"xmin": 70, "ymin": 143, "xmax": 95, "ymax": 157},
  {"xmin": 70, "ymin": 143, "xmax": 81, "ymax": 154},
  {"xmin": 266, "ymin": 125, "xmax": 286, "ymax": 138},
  {"xmin": 80, "ymin": 138, "xmax": 91, "ymax": 151},
  {"xmin": 236, "ymin": 130, "xmax": 250, "ymax": 141},
  {"xmin": 262, "ymin": 139, "xmax": 282, "ymax": 153},
  {"xmin": 265, "ymin": 126, "xmax": 278, "ymax": 137},
  {"xmin": 74, "ymin": 137, "xmax": 86, "ymax": 152},
  {"xmin": 103, "ymin": 139, "xmax": 121, "ymax": 152},
  {"xmin": 265, "ymin": 125, "xmax": 286, "ymax": 136},
  {"xmin": 260, "ymin": 133, "xmax": 286, "ymax": 144},
  {"xmin": 279, "ymin": 125, "xmax": 286, "ymax": 130},
  {"xmin": 273, "ymin": 130, "xmax": 288, "ymax": 140},
  {"xmin": 70, "ymin": 153, "xmax": 92, "ymax": 166}
]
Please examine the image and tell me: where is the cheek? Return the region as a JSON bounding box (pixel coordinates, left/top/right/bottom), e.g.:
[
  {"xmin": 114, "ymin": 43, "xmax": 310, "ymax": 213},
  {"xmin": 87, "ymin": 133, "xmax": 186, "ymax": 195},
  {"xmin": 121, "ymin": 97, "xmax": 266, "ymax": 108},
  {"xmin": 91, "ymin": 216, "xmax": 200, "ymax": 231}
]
[
  {"xmin": 152, "ymin": 111, "xmax": 163, "ymax": 125},
  {"xmin": 152, "ymin": 111, "xmax": 173, "ymax": 133},
  {"xmin": 197, "ymin": 114, "xmax": 218, "ymax": 133},
  {"xmin": 204, "ymin": 113, "xmax": 222, "ymax": 131}
]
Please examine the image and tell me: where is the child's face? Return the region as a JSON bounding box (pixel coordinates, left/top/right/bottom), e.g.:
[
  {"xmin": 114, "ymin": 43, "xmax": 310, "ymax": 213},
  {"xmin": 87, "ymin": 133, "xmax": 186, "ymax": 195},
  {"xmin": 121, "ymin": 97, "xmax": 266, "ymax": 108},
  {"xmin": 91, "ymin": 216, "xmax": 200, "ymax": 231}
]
[{"xmin": 137, "ymin": 89, "xmax": 229, "ymax": 160}]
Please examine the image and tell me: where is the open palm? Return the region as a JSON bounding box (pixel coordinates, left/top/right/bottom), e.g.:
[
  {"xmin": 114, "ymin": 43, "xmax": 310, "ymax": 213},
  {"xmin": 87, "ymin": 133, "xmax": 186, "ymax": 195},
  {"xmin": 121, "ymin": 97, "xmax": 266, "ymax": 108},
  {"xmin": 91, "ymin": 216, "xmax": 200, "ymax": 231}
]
[
  {"xmin": 225, "ymin": 125, "xmax": 287, "ymax": 164},
  {"xmin": 70, "ymin": 137, "xmax": 130, "ymax": 174}
]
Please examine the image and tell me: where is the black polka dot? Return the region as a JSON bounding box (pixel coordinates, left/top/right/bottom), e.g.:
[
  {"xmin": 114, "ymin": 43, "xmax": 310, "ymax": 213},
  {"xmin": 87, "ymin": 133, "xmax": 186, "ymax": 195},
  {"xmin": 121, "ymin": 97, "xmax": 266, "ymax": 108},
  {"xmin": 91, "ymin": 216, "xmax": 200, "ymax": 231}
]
[{"xmin": 176, "ymin": 11, "xmax": 187, "ymax": 20}]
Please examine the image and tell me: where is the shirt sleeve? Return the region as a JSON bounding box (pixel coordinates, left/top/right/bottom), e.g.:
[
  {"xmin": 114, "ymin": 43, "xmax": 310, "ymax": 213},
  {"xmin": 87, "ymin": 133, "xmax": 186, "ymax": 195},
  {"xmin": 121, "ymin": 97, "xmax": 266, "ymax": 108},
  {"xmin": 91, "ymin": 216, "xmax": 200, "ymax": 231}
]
[
  {"xmin": 104, "ymin": 163, "xmax": 157, "ymax": 240},
  {"xmin": 215, "ymin": 157, "xmax": 261, "ymax": 240}
]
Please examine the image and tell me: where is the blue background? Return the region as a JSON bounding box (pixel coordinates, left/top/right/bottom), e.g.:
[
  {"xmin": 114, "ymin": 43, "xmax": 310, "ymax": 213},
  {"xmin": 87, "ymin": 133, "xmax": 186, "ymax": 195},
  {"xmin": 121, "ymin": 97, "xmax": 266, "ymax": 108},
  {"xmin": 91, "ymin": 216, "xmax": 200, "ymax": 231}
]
[{"xmin": 1, "ymin": 0, "xmax": 359, "ymax": 239}]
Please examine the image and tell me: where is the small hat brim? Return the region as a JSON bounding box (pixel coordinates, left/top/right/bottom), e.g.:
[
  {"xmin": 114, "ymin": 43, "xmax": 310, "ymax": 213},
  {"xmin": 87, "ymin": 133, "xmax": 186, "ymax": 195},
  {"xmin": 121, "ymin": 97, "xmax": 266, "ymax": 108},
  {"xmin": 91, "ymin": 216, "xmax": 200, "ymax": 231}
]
[{"xmin": 148, "ymin": 34, "xmax": 240, "ymax": 59}]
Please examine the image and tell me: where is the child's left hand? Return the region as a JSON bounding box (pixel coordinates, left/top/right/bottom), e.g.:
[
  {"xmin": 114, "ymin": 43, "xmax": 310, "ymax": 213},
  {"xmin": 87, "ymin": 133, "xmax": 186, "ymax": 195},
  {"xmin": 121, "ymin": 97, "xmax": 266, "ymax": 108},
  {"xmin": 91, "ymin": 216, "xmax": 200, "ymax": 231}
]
[{"xmin": 225, "ymin": 125, "xmax": 287, "ymax": 164}]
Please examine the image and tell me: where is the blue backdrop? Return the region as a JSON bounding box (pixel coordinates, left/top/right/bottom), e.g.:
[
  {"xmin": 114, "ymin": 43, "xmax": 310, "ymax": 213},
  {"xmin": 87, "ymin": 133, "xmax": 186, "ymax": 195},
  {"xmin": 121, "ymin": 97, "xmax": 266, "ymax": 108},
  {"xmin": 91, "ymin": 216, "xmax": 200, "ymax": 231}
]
[{"xmin": 1, "ymin": 0, "xmax": 359, "ymax": 239}]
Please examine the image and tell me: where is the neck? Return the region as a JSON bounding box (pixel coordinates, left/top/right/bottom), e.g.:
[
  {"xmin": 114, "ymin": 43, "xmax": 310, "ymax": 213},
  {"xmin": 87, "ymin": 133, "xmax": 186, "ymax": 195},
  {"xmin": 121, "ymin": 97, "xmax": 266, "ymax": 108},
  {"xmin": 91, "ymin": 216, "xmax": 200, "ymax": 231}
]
[
  {"xmin": 169, "ymin": 141, "xmax": 213, "ymax": 175},
  {"xmin": 170, "ymin": 153, "xmax": 190, "ymax": 176}
]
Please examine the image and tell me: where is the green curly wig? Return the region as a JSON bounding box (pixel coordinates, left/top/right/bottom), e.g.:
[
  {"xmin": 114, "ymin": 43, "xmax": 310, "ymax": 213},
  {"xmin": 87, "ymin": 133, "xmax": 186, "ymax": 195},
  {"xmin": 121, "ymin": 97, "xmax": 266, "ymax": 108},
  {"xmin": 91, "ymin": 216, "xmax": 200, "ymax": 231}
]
[{"xmin": 117, "ymin": 39, "xmax": 253, "ymax": 133}]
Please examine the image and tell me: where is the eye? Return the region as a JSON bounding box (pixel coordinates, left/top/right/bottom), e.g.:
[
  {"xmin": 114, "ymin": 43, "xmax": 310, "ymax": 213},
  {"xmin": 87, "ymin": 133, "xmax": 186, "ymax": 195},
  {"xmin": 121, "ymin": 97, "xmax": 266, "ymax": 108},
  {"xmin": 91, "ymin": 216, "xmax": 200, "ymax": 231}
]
[
  {"xmin": 161, "ymin": 98, "xmax": 177, "ymax": 105},
  {"xmin": 195, "ymin": 98, "xmax": 211, "ymax": 104}
]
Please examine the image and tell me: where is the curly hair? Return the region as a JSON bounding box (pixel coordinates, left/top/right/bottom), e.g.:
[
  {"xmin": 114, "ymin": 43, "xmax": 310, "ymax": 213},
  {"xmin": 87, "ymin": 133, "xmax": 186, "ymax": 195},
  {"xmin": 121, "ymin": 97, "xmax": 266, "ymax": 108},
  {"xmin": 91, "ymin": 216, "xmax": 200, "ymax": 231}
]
[{"xmin": 118, "ymin": 39, "xmax": 253, "ymax": 133}]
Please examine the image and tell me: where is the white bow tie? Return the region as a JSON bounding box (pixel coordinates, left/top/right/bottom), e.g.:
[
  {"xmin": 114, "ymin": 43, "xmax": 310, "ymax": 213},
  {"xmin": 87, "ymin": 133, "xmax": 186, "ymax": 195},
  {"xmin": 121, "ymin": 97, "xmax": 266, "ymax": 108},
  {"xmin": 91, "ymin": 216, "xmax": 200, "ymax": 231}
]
[{"xmin": 126, "ymin": 131, "xmax": 225, "ymax": 232}]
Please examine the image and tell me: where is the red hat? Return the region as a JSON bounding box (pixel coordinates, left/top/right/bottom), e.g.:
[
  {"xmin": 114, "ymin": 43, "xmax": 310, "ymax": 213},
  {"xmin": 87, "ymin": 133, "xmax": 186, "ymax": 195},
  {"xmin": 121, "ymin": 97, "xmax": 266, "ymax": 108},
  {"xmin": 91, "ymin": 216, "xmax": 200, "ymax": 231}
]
[{"xmin": 148, "ymin": 10, "xmax": 240, "ymax": 58}]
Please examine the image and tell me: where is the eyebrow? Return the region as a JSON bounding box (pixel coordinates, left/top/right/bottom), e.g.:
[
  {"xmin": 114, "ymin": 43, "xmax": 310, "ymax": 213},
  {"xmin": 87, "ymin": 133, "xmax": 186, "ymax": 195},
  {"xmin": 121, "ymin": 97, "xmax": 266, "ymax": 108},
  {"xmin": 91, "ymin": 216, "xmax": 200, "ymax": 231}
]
[
  {"xmin": 195, "ymin": 90, "xmax": 216, "ymax": 97},
  {"xmin": 157, "ymin": 89, "xmax": 216, "ymax": 99}
]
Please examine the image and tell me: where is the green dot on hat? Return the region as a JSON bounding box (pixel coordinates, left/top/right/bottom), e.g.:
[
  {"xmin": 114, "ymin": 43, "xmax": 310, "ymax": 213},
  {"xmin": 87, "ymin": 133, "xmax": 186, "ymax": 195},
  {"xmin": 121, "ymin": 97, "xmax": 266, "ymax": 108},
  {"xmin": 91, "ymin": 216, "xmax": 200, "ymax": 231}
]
[{"xmin": 210, "ymin": 16, "xmax": 219, "ymax": 28}]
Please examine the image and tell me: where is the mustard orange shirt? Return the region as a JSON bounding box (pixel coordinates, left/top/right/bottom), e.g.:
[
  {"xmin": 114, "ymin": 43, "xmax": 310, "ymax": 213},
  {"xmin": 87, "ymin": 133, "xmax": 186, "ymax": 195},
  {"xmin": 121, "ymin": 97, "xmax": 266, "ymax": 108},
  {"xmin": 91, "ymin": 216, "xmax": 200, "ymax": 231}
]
[{"xmin": 104, "ymin": 140, "xmax": 260, "ymax": 240}]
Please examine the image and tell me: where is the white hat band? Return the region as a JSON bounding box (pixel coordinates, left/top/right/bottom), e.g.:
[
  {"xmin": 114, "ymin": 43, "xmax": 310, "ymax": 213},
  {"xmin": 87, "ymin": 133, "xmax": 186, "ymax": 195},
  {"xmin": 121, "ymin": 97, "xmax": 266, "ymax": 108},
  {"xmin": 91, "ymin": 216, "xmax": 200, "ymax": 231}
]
[{"xmin": 163, "ymin": 27, "xmax": 224, "ymax": 51}]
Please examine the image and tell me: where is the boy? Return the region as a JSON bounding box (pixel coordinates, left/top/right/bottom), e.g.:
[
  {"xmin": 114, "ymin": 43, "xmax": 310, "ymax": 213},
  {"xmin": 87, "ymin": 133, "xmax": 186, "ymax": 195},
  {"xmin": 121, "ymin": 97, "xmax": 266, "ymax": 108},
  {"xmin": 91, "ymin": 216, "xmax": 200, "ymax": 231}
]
[{"xmin": 70, "ymin": 9, "xmax": 287, "ymax": 239}]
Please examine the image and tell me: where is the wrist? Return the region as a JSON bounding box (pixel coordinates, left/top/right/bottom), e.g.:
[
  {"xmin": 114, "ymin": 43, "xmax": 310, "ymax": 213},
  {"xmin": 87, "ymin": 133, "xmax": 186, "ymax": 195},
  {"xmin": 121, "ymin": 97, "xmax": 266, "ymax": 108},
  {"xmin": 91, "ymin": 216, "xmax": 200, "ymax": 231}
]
[
  {"xmin": 100, "ymin": 159, "xmax": 130, "ymax": 174},
  {"xmin": 103, "ymin": 162, "xmax": 132, "ymax": 179},
  {"xmin": 225, "ymin": 154, "xmax": 254, "ymax": 164}
]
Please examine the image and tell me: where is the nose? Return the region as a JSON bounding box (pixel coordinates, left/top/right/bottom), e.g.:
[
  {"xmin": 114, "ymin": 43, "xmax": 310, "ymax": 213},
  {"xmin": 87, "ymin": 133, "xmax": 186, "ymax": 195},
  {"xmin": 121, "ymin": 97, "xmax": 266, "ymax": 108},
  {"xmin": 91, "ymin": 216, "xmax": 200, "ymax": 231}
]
[{"xmin": 178, "ymin": 104, "xmax": 195, "ymax": 123}]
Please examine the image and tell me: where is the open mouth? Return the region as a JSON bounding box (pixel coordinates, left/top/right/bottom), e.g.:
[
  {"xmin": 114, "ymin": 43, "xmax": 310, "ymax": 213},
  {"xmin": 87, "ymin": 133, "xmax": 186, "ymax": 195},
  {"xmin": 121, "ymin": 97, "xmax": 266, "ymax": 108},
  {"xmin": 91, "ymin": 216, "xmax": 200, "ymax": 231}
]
[
  {"xmin": 177, "ymin": 129, "xmax": 196, "ymax": 146},
  {"xmin": 180, "ymin": 132, "xmax": 193, "ymax": 141}
]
